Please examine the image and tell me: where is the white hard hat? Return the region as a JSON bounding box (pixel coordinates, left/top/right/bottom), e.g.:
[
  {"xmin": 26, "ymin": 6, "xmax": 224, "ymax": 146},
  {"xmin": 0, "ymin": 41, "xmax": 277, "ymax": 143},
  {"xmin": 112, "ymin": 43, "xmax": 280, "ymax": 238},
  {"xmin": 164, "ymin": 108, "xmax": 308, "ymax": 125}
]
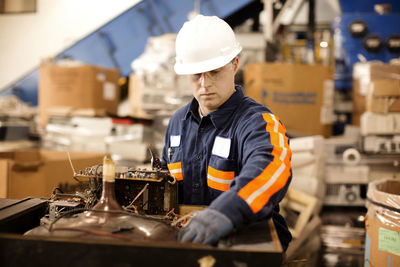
[{"xmin": 174, "ymin": 15, "xmax": 242, "ymax": 75}]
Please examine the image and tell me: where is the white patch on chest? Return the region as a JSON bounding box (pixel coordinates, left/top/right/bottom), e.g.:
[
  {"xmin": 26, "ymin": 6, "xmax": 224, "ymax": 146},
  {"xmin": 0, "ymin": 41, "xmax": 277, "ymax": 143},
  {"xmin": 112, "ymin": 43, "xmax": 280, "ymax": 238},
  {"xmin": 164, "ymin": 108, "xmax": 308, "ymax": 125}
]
[
  {"xmin": 170, "ymin": 135, "xmax": 181, "ymax": 147},
  {"xmin": 212, "ymin": 136, "xmax": 231, "ymax": 158}
]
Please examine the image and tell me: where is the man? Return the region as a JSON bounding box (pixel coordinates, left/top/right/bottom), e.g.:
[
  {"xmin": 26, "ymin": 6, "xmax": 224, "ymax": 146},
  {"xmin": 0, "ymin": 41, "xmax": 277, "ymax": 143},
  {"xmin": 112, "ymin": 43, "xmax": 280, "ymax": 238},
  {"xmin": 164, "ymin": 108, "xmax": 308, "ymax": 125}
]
[{"xmin": 161, "ymin": 15, "xmax": 292, "ymax": 251}]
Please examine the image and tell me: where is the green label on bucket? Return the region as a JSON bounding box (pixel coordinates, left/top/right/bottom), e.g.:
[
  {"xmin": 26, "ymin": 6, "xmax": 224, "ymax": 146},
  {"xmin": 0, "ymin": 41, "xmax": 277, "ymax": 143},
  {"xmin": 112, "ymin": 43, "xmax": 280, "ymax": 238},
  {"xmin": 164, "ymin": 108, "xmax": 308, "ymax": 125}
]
[{"xmin": 378, "ymin": 227, "xmax": 400, "ymax": 256}]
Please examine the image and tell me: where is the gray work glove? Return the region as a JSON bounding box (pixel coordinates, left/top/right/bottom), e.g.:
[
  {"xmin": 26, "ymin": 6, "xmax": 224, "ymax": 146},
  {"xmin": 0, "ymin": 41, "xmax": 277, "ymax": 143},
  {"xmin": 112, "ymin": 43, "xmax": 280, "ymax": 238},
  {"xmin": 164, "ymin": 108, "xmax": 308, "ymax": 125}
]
[{"xmin": 178, "ymin": 208, "xmax": 233, "ymax": 245}]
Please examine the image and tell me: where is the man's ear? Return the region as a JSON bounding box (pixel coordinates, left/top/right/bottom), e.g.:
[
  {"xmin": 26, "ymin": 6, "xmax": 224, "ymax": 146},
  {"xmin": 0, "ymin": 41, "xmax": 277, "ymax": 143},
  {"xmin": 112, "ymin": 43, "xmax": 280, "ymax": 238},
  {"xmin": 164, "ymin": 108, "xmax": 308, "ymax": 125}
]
[{"xmin": 232, "ymin": 57, "xmax": 239, "ymax": 74}]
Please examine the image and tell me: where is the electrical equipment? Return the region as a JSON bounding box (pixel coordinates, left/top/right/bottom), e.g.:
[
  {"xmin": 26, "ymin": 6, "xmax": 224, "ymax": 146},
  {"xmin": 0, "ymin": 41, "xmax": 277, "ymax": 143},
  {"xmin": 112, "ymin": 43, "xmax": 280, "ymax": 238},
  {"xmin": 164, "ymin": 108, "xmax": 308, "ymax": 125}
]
[
  {"xmin": 24, "ymin": 158, "xmax": 180, "ymax": 244},
  {"xmin": 363, "ymin": 135, "xmax": 400, "ymax": 154},
  {"xmin": 70, "ymin": 163, "xmax": 178, "ymax": 216},
  {"xmin": 324, "ymin": 184, "xmax": 366, "ymax": 206},
  {"xmin": 46, "ymin": 199, "xmax": 83, "ymax": 223}
]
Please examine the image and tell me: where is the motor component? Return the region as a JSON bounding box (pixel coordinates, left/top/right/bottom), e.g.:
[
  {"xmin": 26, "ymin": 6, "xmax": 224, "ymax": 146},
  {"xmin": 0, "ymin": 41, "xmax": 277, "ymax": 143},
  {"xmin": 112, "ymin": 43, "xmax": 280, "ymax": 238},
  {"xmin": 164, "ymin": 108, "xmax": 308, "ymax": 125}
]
[
  {"xmin": 386, "ymin": 34, "xmax": 400, "ymax": 53},
  {"xmin": 363, "ymin": 34, "xmax": 382, "ymax": 53},
  {"xmin": 348, "ymin": 20, "xmax": 368, "ymax": 38}
]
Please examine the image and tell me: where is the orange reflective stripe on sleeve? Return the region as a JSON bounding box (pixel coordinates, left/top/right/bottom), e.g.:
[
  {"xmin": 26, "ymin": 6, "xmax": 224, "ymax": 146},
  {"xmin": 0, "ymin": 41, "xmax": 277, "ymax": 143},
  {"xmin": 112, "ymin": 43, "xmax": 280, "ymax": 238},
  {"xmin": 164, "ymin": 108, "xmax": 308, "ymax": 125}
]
[
  {"xmin": 238, "ymin": 113, "xmax": 292, "ymax": 213},
  {"xmin": 167, "ymin": 162, "xmax": 183, "ymax": 181},
  {"xmin": 207, "ymin": 166, "xmax": 234, "ymax": 191}
]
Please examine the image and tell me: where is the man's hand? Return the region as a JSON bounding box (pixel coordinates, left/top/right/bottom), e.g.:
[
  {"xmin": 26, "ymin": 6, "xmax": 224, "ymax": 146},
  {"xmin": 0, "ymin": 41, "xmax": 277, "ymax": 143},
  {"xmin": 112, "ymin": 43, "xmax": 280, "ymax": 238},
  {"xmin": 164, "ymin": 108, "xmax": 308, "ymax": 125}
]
[{"xmin": 178, "ymin": 208, "xmax": 233, "ymax": 245}]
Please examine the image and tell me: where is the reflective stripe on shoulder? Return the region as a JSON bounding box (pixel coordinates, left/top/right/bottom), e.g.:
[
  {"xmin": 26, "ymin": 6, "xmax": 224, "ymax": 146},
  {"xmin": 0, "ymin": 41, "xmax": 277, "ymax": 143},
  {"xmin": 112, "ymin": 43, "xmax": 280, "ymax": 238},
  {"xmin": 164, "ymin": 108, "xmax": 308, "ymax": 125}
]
[
  {"xmin": 207, "ymin": 166, "xmax": 234, "ymax": 191},
  {"xmin": 167, "ymin": 162, "xmax": 183, "ymax": 181},
  {"xmin": 238, "ymin": 113, "xmax": 292, "ymax": 213}
]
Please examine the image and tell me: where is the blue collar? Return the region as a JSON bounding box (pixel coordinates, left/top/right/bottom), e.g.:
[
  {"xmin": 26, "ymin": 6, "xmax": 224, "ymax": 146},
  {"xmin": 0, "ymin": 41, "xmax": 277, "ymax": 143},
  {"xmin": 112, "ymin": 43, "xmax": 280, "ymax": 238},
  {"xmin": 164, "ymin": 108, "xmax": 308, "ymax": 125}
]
[{"xmin": 185, "ymin": 85, "xmax": 245, "ymax": 129}]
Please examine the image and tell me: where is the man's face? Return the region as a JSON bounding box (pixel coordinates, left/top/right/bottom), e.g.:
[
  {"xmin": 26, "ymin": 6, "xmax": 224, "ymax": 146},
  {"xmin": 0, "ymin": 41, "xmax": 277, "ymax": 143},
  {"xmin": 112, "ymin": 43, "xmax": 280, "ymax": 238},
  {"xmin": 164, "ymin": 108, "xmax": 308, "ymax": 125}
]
[{"xmin": 188, "ymin": 57, "xmax": 238, "ymax": 115}]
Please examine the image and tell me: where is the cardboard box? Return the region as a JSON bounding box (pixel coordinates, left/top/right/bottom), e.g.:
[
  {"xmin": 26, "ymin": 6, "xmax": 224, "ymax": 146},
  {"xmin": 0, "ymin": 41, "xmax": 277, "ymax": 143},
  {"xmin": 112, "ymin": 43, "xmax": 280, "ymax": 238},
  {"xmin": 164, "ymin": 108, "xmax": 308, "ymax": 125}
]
[
  {"xmin": 244, "ymin": 63, "xmax": 333, "ymax": 137},
  {"xmin": 0, "ymin": 150, "xmax": 104, "ymax": 198},
  {"xmin": 365, "ymin": 179, "xmax": 400, "ymax": 267},
  {"xmin": 128, "ymin": 73, "xmax": 152, "ymax": 119},
  {"xmin": 352, "ymin": 63, "xmax": 400, "ymax": 125},
  {"xmin": 39, "ymin": 64, "xmax": 121, "ymax": 125},
  {"xmin": 364, "ymin": 79, "xmax": 400, "ymax": 114},
  {"xmin": 368, "ymin": 79, "xmax": 400, "ymax": 97},
  {"xmin": 353, "ymin": 63, "xmax": 400, "ymax": 96},
  {"xmin": 366, "ymin": 97, "xmax": 400, "ymax": 114},
  {"xmin": 352, "ymin": 112, "xmax": 362, "ymax": 127},
  {"xmin": 361, "ymin": 112, "xmax": 400, "ymax": 135},
  {"xmin": 353, "ymin": 79, "xmax": 367, "ymax": 115}
]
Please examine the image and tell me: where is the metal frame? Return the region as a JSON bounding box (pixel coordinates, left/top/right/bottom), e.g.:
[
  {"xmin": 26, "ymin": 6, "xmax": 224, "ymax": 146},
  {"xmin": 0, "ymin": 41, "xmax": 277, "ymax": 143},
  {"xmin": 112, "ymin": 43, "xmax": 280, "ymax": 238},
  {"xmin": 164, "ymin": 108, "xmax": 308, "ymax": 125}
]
[{"xmin": 0, "ymin": 232, "xmax": 283, "ymax": 266}]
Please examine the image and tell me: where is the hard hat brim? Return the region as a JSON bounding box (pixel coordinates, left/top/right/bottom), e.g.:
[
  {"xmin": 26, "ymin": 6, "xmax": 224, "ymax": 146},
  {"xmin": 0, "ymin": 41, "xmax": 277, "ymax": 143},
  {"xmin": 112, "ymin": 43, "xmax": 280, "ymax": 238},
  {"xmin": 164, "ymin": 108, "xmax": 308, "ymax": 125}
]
[{"xmin": 174, "ymin": 47, "xmax": 242, "ymax": 75}]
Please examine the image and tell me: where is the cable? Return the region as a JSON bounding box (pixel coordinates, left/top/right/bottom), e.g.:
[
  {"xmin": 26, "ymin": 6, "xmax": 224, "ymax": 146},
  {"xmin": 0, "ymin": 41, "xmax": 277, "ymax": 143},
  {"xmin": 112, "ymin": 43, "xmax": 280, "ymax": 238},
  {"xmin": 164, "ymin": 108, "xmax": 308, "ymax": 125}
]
[
  {"xmin": 170, "ymin": 211, "xmax": 198, "ymax": 227},
  {"xmin": 51, "ymin": 187, "xmax": 64, "ymax": 198},
  {"xmin": 124, "ymin": 183, "xmax": 149, "ymax": 209},
  {"xmin": 66, "ymin": 151, "xmax": 77, "ymax": 175},
  {"xmin": 67, "ymin": 151, "xmax": 84, "ymax": 183}
]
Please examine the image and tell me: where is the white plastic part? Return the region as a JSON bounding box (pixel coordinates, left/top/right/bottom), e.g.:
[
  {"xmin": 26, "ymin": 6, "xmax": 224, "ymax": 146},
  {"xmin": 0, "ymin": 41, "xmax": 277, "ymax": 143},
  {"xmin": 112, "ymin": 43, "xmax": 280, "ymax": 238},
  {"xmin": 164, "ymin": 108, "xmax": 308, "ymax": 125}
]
[
  {"xmin": 342, "ymin": 148, "xmax": 361, "ymax": 166},
  {"xmin": 103, "ymin": 155, "xmax": 115, "ymax": 182}
]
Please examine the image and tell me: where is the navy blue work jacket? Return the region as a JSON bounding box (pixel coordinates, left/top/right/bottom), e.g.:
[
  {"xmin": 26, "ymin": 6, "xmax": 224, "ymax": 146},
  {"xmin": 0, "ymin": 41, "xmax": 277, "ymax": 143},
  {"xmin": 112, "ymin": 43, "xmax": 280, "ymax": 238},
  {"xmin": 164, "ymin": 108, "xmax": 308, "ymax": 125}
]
[{"xmin": 161, "ymin": 85, "xmax": 293, "ymax": 250}]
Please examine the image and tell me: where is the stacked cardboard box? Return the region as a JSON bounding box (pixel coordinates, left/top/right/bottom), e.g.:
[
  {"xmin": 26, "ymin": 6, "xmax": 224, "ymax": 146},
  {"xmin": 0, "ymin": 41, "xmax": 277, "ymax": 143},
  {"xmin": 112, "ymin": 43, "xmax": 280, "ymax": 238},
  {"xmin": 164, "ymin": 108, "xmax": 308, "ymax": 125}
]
[
  {"xmin": 39, "ymin": 62, "xmax": 121, "ymax": 125},
  {"xmin": 361, "ymin": 79, "xmax": 400, "ymax": 135},
  {"xmin": 38, "ymin": 61, "xmax": 156, "ymax": 163},
  {"xmin": 352, "ymin": 62, "xmax": 400, "ymax": 126},
  {"xmin": 366, "ymin": 79, "xmax": 400, "ymax": 114},
  {"xmin": 244, "ymin": 63, "xmax": 334, "ymax": 137},
  {"xmin": 353, "ymin": 63, "xmax": 400, "ymax": 152}
]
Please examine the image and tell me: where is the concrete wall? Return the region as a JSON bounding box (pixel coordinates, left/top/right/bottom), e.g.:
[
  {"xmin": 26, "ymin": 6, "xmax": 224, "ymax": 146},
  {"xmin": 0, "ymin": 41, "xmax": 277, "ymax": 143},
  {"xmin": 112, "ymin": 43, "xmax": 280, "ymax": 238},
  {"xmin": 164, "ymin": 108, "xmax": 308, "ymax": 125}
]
[{"xmin": 0, "ymin": 0, "xmax": 140, "ymax": 90}]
